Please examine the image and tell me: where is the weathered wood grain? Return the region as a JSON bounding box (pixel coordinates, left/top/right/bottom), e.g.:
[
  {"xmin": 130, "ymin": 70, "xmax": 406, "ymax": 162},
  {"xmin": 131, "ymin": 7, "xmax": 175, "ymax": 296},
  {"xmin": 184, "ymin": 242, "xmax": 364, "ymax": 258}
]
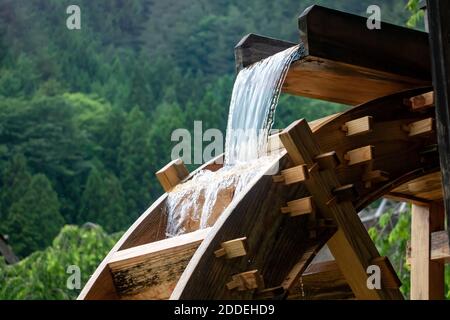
[
  {"xmin": 109, "ymin": 228, "xmax": 210, "ymax": 299},
  {"xmin": 411, "ymin": 203, "xmax": 445, "ymax": 300},
  {"xmin": 235, "ymin": 6, "xmax": 431, "ymax": 105},
  {"xmin": 426, "ymin": 0, "xmax": 450, "ymax": 252}
]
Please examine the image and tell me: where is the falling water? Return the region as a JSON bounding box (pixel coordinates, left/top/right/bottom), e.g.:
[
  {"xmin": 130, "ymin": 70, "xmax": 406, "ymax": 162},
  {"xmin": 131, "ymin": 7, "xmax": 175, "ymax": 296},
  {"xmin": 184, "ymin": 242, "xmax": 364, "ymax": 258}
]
[
  {"xmin": 166, "ymin": 45, "xmax": 300, "ymax": 237},
  {"xmin": 225, "ymin": 45, "xmax": 300, "ymax": 165}
]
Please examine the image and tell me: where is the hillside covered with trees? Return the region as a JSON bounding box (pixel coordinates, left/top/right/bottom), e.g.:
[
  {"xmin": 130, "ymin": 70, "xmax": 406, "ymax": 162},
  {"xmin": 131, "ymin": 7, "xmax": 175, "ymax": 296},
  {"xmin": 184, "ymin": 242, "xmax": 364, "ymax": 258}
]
[{"xmin": 0, "ymin": 0, "xmax": 430, "ymax": 299}]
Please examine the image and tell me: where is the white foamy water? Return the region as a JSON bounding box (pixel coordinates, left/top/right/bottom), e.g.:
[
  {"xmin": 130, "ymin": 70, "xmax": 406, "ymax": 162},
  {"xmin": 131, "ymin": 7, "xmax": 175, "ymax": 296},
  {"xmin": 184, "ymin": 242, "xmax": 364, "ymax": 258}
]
[
  {"xmin": 165, "ymin": 154, "xmax": 280, "ymax": 237},
  {"xmin": 166, "ymin": 45, "xmax": 300, "ymax": 237},
  {"xmin": 224, "ymin": 45, "xmax": 300, "ymax": 165}
]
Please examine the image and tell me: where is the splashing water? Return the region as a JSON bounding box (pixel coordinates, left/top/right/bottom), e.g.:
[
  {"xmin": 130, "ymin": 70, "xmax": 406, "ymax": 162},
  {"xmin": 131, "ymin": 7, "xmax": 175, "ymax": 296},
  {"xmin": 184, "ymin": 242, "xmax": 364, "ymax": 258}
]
[{"xmin": 165, "ymin": 45, "xmax": 300, "ymax": 237}]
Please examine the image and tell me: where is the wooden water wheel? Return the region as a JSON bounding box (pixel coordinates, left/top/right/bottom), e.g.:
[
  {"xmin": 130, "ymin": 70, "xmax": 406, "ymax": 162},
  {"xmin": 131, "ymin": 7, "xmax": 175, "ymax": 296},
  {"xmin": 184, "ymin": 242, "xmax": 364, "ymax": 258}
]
[{"xmin": 79, "ymin": 5, "xmax": 450, "ymax": 300}]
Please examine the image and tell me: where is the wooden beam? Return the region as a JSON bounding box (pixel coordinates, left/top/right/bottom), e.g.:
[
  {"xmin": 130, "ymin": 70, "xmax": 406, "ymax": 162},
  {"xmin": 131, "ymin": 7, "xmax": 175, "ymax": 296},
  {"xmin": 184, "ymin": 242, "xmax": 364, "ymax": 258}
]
[
  {"xmin": 235, "ymin": 6, "xmax": 430, "ymax": 105},
  {"xmin": 279, "ymin": 119, "xmax": 403, "ymax": 300},
  {"xmin": 155, "ymin": 158, "xmax": 189, "ymax": 192},
  {"xmin": 234, "ymin": 33, "xmax": 296, "ymax": 72},
  {"xmin": 344, "ymin": 146, "xmax": 374, "ymax": 166},
  {"xmin": 404, "ymin": 118, "xmax": 434, "ymax": 137},
  {"xmin": 341, "ymin": 116, "xmax": 373, "ymax": 136},
  {"xmin": 426, "ymin": 0, "xmax": 450, "ymax": 252},
  {"xmin": 273, "ymin": 165, "xmax": 309, "ymax": 185},
  {"xmin": 0, "ymin": 235, "xmax": 19, "ymax": 264},
  {"xmin": 281, "ymin": 197, "xmax": 315, "ymax": 217},
  {"xmin": 430, "ymin": 231, "xmax": 450, "ymax": 263},
  {"xmin": 410, "ymin": 203, "xmax": 445, "ymax": 300},
  {"xmin": 108, "ymin": 228, "xmax": 210, "ymax": 299},
  {"xmin": 214, "ymin": 237, "xmax": 247, "ymax": 259}
]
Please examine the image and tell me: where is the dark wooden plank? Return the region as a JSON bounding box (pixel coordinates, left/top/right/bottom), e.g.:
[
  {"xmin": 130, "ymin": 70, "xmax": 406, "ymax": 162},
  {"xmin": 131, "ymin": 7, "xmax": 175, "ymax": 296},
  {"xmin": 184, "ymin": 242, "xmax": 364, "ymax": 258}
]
[
  {"xmin": 299, "ymin": 5, "xmax": 430, "ymax": 80},
  {"xmin": 426, "ymin": 0, "xmax": 450, "ymax": 249},
  {"xmin": 235, "ymin": 34, "xmax": 297, "ymax": 72}
]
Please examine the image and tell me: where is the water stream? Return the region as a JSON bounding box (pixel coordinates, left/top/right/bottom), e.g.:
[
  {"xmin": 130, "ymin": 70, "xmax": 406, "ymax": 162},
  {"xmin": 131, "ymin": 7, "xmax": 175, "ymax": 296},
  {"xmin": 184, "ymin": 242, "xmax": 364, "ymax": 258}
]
[{"xmin": 166, "ymin": 45, "xmax": 300, "ymax": 237}]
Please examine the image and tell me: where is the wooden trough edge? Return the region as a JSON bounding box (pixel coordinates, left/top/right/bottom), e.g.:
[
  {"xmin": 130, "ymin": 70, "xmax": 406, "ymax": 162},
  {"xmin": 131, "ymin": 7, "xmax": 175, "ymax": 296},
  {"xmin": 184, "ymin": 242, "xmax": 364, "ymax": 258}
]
[{"xmin": 235, "ymin": 5, "xmax": 431, "ymax": 105}]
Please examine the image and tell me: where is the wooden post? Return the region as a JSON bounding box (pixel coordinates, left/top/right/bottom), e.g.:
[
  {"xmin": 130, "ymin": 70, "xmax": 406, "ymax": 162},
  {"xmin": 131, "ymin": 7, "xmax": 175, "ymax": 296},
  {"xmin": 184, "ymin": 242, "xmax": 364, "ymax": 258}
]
[
  {"xmin": 426, "ymin": 0, "xmax": 450, "ymax": 251},
  {"xmin": 410, "ymin": 202, "xmax": 445, "ymax": 300}
]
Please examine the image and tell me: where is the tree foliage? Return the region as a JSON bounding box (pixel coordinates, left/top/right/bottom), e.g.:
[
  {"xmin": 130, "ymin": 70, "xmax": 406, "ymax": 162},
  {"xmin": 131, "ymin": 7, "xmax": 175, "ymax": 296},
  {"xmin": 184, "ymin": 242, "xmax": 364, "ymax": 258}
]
[
  {"xmin": 6, "ymin": 174, "xmax": 65, "ymax": 257},
  {"xmin": 369, "ymin": 206, "xmax": 450, "ymax": 299},
  {"xmin": 0, "ymin": 224, "xmax": 120, "ymax": 300},
  {"xmin": 79, "ymin": 165, "xmax": 128, "ymax": 232}
]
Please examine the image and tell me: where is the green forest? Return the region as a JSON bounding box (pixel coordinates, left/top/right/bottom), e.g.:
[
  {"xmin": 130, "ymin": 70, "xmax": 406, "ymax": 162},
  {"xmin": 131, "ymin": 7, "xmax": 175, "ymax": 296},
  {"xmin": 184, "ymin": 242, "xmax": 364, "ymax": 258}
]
[{"xmin": 1, "ymin": 0, "xmax": 440, "ymax": 299}]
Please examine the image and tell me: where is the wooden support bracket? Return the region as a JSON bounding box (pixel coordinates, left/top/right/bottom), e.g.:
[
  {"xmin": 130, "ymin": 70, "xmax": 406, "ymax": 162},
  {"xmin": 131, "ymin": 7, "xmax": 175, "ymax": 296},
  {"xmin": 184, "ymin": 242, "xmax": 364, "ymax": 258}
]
[
  {"xmin": 214, "ymin": 237, "xmax": 247, "ymax": 259},
  {"xmin": 341, "ymin": 116, "xmax": 373, "ymax": 136},
  {"xmin": 403, "ymin": 118, "xmax": 434, "ymax": 137},
  {"xmin": 344, "ymin": 146, "xmax": 374, "ymax": 166},
  {"xmin": 226, "ymin": 270, "xmax": 264, "ymax": 291},
  {"xmin": 404, "ymin": 91, "xmax": 434, "ymax": 111},
  {"xmin": 272, "ymin": 165, "xmax": 309, "ymax": 185},
  {"xmin": 155, "ymin": 158, "xmax": 189, "ymax": 192},
  {"xmin": 281, "ymin": 197, "xmax": 315, "ymax": 217}
]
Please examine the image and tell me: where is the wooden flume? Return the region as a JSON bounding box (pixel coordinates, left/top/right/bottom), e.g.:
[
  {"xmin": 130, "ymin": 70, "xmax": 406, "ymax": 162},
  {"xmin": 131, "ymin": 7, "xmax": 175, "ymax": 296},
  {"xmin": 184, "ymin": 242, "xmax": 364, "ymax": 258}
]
[{"xmin": 78, "ymin": 5, "xmax": 450, "ymax": 300}]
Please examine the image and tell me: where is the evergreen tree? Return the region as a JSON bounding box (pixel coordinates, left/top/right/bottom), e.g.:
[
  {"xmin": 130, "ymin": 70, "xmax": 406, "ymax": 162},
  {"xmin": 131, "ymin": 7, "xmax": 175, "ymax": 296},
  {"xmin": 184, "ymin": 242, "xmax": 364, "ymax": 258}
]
[
  {"xmin": 118, "ymin": 106, "xmax": 153, "ymax": 219},
  {"xmin": 6, "ymin": 174, "xmax": 65, "ymax": 257},
  {"xmin": 0, "ymin": 154, "xmax": 31, "ymax": 223},
  {"xmin": 147, "ymin": 101, "xmax": 187, "ymax": 189},
  {"xmin": 79, "ymin": 165, "xmax": 128, "ymax": 232}
]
